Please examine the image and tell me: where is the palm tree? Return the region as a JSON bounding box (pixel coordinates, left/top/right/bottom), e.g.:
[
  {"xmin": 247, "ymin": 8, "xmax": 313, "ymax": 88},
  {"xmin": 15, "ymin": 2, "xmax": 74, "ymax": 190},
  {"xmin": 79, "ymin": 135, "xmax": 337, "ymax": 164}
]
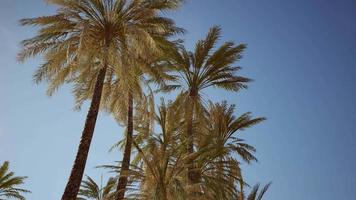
[
  {"xmin": 108, "ymin": 60, "xmax": 183, "ymax": 200},
  {"xmin": 134, "ymin": 98, "xmax": 187, "ymax": 200},
  {"xmin": 164, "ymin": 26, "xmax": 251, "ymax": 188},
  {"xmin": 70, "ymin": 9, "xmax": 183, "ymax": 199},
  {"xmin": 77, "ymin": 175, "xmax": 116, "ymax": 200},
  {"xmin": 19, "ymin": 0, "xmax": 182, "ymax": 199},
  {"xmin": 238, "ymin": 182, "xmax": 271, "ymax": 200},
  {"xmin": 99, "ymin": 97, "xmax": 188, "ymax": 200},
  {"xmin": 97, "ymin": 95, "xmax": 266, "ymax": 200},
  {"xmin": 119, "ymin": 98, "xmax": 264, "ymax": 200},
  {"xmin": 195, "ymin": 101, "xmax": 265, "ymax": 199},
  {"xmin": 202, "ymin": 101, "xmax": 265, "ymax": 163},
  {"xmin": 0, "ymin": 161, "xmax": 30, "ymax": 200}
]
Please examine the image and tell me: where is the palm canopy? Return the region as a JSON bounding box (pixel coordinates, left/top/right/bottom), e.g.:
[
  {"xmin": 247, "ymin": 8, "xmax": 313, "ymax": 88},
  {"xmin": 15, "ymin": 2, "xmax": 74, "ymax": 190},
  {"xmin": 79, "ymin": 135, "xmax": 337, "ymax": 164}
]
[
  {"xmin": 104, "ymin": 97, "xmax": 264, "ymax": 200},
  {"xmin": 19, "ymin": 1, "xmax": 184, "ymax": 199},
  {"xmin": 19, "ymin": 0, "xmax": 184, "ymax": 96},
  {"xmin": 164, "ymin": 25, "xmax": 250, "ymax": 99},
  {"xmin": 0, "ymin": 161, "xmax": 30, "ymax": 200},
  {"xmin": 188, "ymin": 101, "xmax": 265, "ymax": 199},
  {"xmin": 134, "ymin": 98, "xmax": 187, "ymax": 200},
  {"xmin": 201, "ymin": 101, "xmax": 266, "ymax": 164},
  {"xmin": 160, "ymin": 26, "xmax": 251, "ymax": 186}
]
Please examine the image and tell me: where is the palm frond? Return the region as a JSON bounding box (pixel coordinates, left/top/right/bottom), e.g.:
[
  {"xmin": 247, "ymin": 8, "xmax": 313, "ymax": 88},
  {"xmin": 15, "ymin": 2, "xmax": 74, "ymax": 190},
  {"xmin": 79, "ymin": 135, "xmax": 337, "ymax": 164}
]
[{"xmin": 0, "ymin": 162, "xmax": 30, "ymax": 200}]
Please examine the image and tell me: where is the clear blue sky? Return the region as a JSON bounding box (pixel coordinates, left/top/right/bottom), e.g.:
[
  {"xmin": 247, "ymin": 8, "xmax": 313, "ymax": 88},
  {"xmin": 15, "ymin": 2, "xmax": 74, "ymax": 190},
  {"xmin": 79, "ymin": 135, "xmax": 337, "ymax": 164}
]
[{"xmin": 1, "ymin": 0, "xmax": 356, "ymax": 199}]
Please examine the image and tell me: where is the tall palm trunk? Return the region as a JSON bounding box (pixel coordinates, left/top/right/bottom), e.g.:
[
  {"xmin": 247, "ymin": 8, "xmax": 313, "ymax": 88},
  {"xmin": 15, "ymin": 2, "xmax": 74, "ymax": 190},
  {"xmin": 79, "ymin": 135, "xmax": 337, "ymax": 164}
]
[
  {"xmin": 186, "ymin": 91, "xmax": 201, "ymax": 195},
  {"xmin": 115, "ymin": 91, "xmax": 134, "ymax": 200},
  {"xmin": 61, "ymin": 45, "xmax": 109, "ymax": 200},
  {"xmin": 61, "ymin": 67, "xmax": 107, "ymax": 200}
]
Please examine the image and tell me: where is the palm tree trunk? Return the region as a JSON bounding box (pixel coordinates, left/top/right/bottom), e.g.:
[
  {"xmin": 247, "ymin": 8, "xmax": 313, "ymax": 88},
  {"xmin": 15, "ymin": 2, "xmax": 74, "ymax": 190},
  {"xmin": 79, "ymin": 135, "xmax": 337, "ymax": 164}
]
[
  {"xmin": 186, "ymin": 92, "xmax": 201, "ymax": 197},
  {"xmin": 186, "ymin": 96, "xmax": 194, "ymax": 160},
  {"xmin": 115, "ymin": 91, "xmax": 134, "ymax": 200},
  {"xmin": 61, "ymin": 41, "xmax": 110, "ymax": 200},
  {"xmin": 61, "ymin": 66, "xmax": 107, "ymax": 200},
  {"xmin": 186, "ymin": 101, "xmax": 198, "ymax": 183}
]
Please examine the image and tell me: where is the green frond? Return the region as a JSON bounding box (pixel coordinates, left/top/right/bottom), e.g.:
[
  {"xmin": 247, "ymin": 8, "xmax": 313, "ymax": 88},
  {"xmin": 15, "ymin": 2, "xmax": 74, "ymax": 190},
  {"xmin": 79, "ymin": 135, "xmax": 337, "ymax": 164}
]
[{"xmin": 0, "ymin": 162, "xmax": 30, "ymax": 200}]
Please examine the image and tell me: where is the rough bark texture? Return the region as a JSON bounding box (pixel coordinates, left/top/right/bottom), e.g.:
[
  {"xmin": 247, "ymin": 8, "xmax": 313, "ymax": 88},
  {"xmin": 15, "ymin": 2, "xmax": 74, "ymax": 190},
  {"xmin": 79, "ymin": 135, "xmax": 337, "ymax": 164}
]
[
  {"xmin": 186, "ymin": 91, "xmax": 202, "ymax": 198},
  {"xmin": 115, "ymin": 91, "xmax": 134, "ymax": 200},
  {"xmin": 61, "ymin": 66, "xmax": 107, "ymax": 200}
]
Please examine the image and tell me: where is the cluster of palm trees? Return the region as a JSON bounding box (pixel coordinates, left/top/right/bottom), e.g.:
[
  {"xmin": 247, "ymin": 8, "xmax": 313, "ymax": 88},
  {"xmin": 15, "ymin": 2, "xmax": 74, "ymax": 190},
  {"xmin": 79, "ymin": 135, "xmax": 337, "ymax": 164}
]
[{"xmin": 13, "ymin": 0, "xmax": 270, "ymax": 199}]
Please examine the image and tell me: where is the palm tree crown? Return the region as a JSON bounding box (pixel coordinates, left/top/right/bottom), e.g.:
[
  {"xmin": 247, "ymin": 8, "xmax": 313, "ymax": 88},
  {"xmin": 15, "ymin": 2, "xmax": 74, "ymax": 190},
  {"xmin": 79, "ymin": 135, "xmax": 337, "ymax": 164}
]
[
  {"xmin": 19, "ymin": 0, "xmax": 183, "ymax": 96},
  {"xmin": 0, "ymin": 161, "xmax": 30, "ymax": 200},
  {"xmin": 163, "ymin": 26, "xmax": 251, "ymax": 190},
  {"xmin": 167, "ymin": 26, "xmax": 250, "ymax": 97},
  {"xmin": 19, "ymin": 0, "xmax": 183, "ymax": 199}
]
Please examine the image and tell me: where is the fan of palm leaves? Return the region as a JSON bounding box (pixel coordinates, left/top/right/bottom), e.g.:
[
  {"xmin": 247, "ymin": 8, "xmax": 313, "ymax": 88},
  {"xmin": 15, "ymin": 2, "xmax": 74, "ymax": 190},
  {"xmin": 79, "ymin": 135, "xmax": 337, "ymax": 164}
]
[{"xmin": 0, "ymin": 161, "xmax": 30, "ymax": 200}]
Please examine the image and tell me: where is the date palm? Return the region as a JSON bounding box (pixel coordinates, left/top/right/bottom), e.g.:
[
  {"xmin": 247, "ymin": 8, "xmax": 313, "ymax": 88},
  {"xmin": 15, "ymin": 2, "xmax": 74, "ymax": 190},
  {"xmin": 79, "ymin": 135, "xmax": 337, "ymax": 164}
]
[
  {"xmin": 0, "ymin": 161, "xmax": 30, "ymax": 200},
  {"xmin": 123, "ymin": 98, "xmax": 264, "ymax": 200},
  {"xmin": 165, "ymin": 26, "xmax": 251, "ymax": 188},
  {"xmin": 195, "ymin": 101, "xmax": 265, "ymax": 199},
  {"xmin": 202, "ymin": 101, "xmax": 265, "ymax": 163},
  {"xmin": 134, "ymin": 98, "xmax": 187, "ymax": 200},
  {"xmin": 19, "ymin": 0, "xmax": 182, "ymax": 199},
  {"xmin": 77, "ymin": 176, "xmax": 116, "ymax": 200},
  {"xmin": 74, "ymin": 51, "xmax": 181, "ymax": 200},
  {"xmin": 100, "ymin": 97, "xmax": 188, "ymax": 200},
  {"xmin": 99, "ymin": 67, "xmax": 149, "ymax": 200}
]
